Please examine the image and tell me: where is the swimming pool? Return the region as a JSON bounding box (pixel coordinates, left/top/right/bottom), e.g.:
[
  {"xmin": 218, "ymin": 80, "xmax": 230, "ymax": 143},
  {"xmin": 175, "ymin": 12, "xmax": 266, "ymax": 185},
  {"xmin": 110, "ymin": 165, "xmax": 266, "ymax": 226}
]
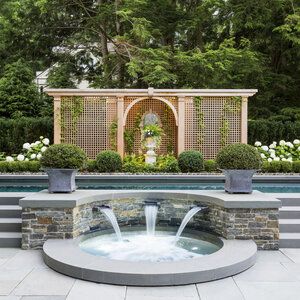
[{"xmin": 0, "ymin": 182, "xmax": 299, "ymax": 193}]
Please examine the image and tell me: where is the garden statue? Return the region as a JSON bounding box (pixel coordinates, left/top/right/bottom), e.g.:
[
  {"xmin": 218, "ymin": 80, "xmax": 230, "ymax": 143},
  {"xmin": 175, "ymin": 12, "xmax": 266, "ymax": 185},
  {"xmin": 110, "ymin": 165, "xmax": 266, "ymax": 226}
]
[{"xmin": 140, "ymin": 111, "xmax": 163, "ymax": 165}]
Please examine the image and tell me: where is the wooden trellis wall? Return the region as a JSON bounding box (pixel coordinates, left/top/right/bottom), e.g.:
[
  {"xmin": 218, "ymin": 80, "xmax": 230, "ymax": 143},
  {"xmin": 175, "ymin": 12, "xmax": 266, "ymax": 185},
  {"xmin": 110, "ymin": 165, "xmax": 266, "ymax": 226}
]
[
  {"xmin": 184, "ymin": 96, "xmax": 241, "ymax": 159},
  {"xmin": 49, "ymin": 89, "xmax": 254, "ymax": 159},
  {"xmin": 60, "ymin": 96, "xmax": 117, "ymax": 158}
]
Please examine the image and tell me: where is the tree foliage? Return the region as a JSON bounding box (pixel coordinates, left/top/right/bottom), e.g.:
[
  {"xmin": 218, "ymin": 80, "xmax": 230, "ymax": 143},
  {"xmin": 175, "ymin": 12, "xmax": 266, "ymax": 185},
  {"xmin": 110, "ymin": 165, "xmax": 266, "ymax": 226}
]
[{"xmin": 0, "ymin": 0, "xmax": 299, "ymax": 117}]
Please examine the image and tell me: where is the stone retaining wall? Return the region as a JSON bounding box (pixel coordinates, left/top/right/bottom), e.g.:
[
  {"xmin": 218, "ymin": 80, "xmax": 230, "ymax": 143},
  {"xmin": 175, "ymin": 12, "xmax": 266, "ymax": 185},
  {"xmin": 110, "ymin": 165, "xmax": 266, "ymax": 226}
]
[{"xmin": 21, "ymin": 197, "xmax": 279, "ymax": 250}]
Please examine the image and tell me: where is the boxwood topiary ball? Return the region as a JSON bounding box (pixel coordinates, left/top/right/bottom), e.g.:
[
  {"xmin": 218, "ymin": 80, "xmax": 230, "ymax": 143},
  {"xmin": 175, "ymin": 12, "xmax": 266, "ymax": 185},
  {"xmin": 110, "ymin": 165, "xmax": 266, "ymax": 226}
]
[
  {"xmin": 40, "ymin": 144, "xmax": 87, "ymax": 169},
  {"xmin": 216, "ymin": 143, "xmax": 262, "ymax": 170},
  {"xmin": 96, "ymin": 150, "xmax": 122, "ymax": 172},
  {"xmin": 178, "ymin": 150, "xmax": 204, "ymax": 173}
]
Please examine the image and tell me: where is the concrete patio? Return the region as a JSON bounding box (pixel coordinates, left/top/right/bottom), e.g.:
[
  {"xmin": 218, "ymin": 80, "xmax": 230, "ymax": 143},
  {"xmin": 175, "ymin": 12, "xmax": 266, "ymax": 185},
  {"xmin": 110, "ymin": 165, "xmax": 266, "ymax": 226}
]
[{"xmin": 1, "ymin": 249, "xmax": 300, "ymax": 300}]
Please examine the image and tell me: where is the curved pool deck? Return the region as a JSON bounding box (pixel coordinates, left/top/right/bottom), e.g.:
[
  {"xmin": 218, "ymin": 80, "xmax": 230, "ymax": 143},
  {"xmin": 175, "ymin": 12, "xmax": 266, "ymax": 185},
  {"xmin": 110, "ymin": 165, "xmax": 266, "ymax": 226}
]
[{"xmin": 43, "ymin": 236, "xmax": 257, "ymax": 286}]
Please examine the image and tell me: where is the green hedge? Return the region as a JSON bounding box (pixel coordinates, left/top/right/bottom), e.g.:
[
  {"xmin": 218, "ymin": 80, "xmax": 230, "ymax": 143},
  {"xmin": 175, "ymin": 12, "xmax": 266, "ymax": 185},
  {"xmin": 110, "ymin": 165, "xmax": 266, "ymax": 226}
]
[
  {"xmin": 1, "ymin": 159, "xmax": 300, "ymax": 173},
  {"xmin": 248, "ymin": 120, "xmax": 300, "ymax": 145},
  {"xmin": 0, "ymin": 117, "xmax": 53, "ymax": 154},
  {"xmin": 0, "ymin": 161, "xmax": 41, "ymax": 173}
]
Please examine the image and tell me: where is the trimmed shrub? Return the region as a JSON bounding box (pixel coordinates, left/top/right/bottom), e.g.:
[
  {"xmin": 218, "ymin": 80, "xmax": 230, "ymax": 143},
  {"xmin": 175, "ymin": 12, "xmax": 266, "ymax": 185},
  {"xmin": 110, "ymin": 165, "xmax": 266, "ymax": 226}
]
[
  {"xmin": 81, "ymin": 159, "xmax": 97, "ymax": 172},
  {"xmin": 0, "ymin": 117, "xmax": 53, "ymax": 154},
  {"xmin": 178, "ymin": 150, "xmax": 204, "ymax": 173},
  {"xmin": 0, "ymin": 161, "xmax": 41, "ymax": 173},
  {"xmin": 293, "ymin": 161, "xmax": 300, "ymax": 173},
  {"xmin": 156, "ymin": 155, "xmax": 180, "ymax": 173},
  {"xmin": 40, "ymin": 144, "xmax": 87, "ymax": 169},
  {"xmin": 96, "ymin": 150, "xmax": 122, "ymax": 172},
  {"xmin": 204, "ymin": 160, "xmax": 218, "ymax": 172},
  {"xmin": 268, "ymin": 161, "xmax": 282, "ymax": 173},
  {"xmin": 261, "ymin": 161, "xmax": 270, "ymax": 173},
  {"xmin": 281, "ymin": 161, "xmax": 293, "ymax": 173},
  {"xmin": 216, "ymin": 143, "xmax": 262, "ymax": 170}
]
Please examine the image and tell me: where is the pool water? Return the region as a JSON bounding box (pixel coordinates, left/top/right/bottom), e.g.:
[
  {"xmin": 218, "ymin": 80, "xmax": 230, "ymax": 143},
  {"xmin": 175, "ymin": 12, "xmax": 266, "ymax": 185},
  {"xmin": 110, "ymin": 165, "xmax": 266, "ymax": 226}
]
[
  {"xmin": 79, "ymin": 230, "xmax": 222, "ymax": 262},
  {"xmin": 0, "ymin": 183, "xmax": 299, "ymax": 193}
]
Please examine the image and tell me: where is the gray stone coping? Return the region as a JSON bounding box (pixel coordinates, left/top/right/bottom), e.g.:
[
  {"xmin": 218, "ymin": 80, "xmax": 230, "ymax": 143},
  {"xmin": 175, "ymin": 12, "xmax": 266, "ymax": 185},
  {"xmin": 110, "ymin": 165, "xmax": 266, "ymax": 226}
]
[
  {"xmin": 19, "ymin": 189, "xmax": 282, "ymax": 209},
  {"xmin": 43, "ymin": 236, "xmax": 257, "ymax": 286}
]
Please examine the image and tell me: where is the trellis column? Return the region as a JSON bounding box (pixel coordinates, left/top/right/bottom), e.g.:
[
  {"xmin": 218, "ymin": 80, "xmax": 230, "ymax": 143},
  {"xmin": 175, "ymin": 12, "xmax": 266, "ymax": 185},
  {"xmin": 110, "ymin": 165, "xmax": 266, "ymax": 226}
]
[
  {"xmin": 53, "ymin": 96, "xmax": 61, "ymax": 144},
  {"xmin": 117, "ymin": 96, "xmax": 124, "ymax": 157},
  {"xmin": 241, "ymin": 97, "xmax": 248, "ymax": 144},
  {"xmin": 177, "ymin": 96, "xmax": 185, "ymax": 154}
]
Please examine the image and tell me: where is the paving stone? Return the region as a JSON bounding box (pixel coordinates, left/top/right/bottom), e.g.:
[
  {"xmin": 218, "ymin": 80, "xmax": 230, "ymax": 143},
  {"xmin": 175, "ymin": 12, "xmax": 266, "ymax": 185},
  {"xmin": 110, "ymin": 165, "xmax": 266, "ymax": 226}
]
[
  {"xmin": 236, "ymin": 281, "xmax": 300, "ymax": 300},
  {"xmin": 21, "ymin": 297, "xmax": 66, "ymax": 300},
  {"xmin": 234, "ymin": 262, "xmax": 297, "ymax": 282},
  {"xmin": 0, "ymin": 268, "xmax": 32, "ymax": 295},
  {"xmin": 2, "ymin": 251, "xmax": 44, "ymax": 270},
  {"xmin": 281, "ymin": 263, "xmax": 300, "ymax": 281},
  {"xmin": 66, "ymin": 280, "xmax": 125, "ymax": 300},
  {"xmin": 0, "ymin": 296, "xmax": 21, "ymax": 300},
  {"xmin": 13, "ymin": 268, "xmax": 75, "ymax": 296},
  {"xmin": 256, "ymin": 250, "xmax": 293, "ymax": 263},
  {"xmin": 0, "ymin": 249, "xmax": 20, "ymax": 259},
  {"xmin": 196, "ymin": 277, "xmax": 243, "ymax": 300},
  {"xmin": 126, "ymin": 285, "xmax": 199, "ymax": 300},
  {"xmin": 280, "ymin": 248, "xmax": 300, "ymax": 263}
]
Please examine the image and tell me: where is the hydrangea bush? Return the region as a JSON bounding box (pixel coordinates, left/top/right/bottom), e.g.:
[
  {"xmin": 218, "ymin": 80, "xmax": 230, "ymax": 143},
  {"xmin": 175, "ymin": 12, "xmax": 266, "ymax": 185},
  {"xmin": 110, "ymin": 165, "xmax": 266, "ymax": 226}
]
[
  {"xmin": 254, "ymin": 139, "xmax": 300, "ymax": 162},
  {"xmin": 5, "ymin": 136, "xmax": 50, "ymax": 162}
]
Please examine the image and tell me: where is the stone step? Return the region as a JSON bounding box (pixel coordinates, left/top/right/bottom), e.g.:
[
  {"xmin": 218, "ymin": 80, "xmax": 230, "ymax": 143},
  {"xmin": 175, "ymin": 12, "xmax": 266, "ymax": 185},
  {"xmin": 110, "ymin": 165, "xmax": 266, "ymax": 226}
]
[
  {"xmin": 0, "ymin": 197, "xmax": 20, "ymax": 206},
  {"xmin": 279, "ymin": 219, "xmax": 300, "ymax": 233},
  {"xmin": 0, "ymin": 232, "xmax": 21, "ymax": 247},
  {"xmin": 278, "ymin": 197, "xmax": 300, "ymax": 207},
  {"xmin": 0, "ymin": 218, "xmax": 22, "ymax": 232},
  {"xmin": 280, "ymin": 233, "xmax": 300, "ymax": 248},
  {"xmin": 0, "ymin": 205, "xmax": 22, "ymax": 218},
  {"xmin": 0, "ymin": 193, "xmax": 32, "ymax": 206},
  {"xmin": 279, "ymin": 207, "xmax": 300, "ymax": 219}
]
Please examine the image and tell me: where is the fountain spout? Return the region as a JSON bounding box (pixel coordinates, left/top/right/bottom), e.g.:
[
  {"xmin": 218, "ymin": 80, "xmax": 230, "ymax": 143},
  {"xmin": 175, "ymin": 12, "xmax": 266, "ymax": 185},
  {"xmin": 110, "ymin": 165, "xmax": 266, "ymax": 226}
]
[
  {"xmin": 175, "ymin": 206, "xmax": 208, "ymax": 241},
  {"xmin": 93, "ymin": 205, "xmax": 123, "ymax": 241},
  {"xmin": 144, "ymin": 200, "xmax": 159, "ymax": 236}
]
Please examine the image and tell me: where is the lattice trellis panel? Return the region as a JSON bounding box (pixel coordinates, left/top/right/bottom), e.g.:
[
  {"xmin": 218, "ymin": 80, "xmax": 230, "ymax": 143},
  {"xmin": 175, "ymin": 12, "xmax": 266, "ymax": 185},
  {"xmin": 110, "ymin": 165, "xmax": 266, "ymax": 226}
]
[
  {"xmin": 125, "ymin": 98, "xmax": 177, "ymax": 155},
  {"xmin": 184, "ymin": 97, "xmax": 241, "ymax": 159},
  {"xmin": 61, "ymin": 96, "xmax": 117, "ymax": 158}
]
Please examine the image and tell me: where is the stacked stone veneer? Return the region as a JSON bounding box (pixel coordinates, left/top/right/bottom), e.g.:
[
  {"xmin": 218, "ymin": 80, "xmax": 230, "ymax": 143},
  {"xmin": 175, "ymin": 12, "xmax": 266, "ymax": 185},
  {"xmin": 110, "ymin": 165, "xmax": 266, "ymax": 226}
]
[{"xmin": 21, "ymin": 197, "xmax": 279, "ymax": 250}]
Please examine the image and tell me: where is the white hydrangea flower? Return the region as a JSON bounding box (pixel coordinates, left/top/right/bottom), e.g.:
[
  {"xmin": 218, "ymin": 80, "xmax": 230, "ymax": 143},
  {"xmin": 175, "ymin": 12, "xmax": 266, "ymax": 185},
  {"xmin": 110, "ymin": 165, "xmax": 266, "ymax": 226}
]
[
  {"xmin": 30, "ymin": 143, "xmax": 35, "ymax": 147},
  {"xmin": 269, "ymin": 149, "xmax": 275, "ymax": 153},
  {"xmin": 5, "ymin": 156, "xmax": 14, "ymax": 162},
  {"xmin": 270, "ymin": 152, "xmax": 276, "ymax": 159},
  {"xmin": 254, "ymin": 141, "xmax": 262, "ymax": 147},
  {"xmin": 261, "ymin": 153, "xmax": 266, "ymax": 159},
  {"xmin": 293, "ymin": 139, "xmax": 300, "ymax": 145},
  {"xmin": 286, "ymin": 142, "xmax": 294, "ymax": 148},
  {"xmin": 25, "ymin": 158, "xmax": 29, "ymax": 161},
  {"xmin": 298, "ymin": 146, "xmax": 300, "ymax": 151},
  {"xmin": 280, "ymin": 155, "xmax": 284, "ymax": 158},
  {"xmin": 267, "ymin": 158, "xmax": 272, "ymax": 162},
  {"xmin": 282, "ymin": 157, "xmax": 287, "ymax": 161},
  {"xmin": 279, "ymin": 140, "xmax": 286, "ymax": 146},
  {"xmin": 17, "ymin": 154, "xmax": 25, "ymax": 161},
  {"xmin": 287, "ymin": 157, "xmax": 293, "ymax": 162},
  {"xmin": 42, "ymin": 138, "xmax": 50, "ymax": 145},
  {"xmin": 261, "ymin": 146, "xmax": 269, "ymax": 151},
  {"xmin": 274, "ymin": 157, "xmax": 280, "ymax": 161},
  {"xmin": 37, "ymin": 153, "xmax": 42, "ymax": 160},
  {"xmin": 39, "ymin": 136, "xmax": 44, "ymax": 139},
  {"xmin": 269, "ymin": 143, "xmax": 276, "ymax": 149},
  {"xmin": 30, "ymin": 153, "xmax": 37, "ymax": 159},
  {"xmin": 35, "ymin": 141, "xmax": 41, "ymax": 146},
  {"xmin": 41, "ymin": 146, "xmax": 47, "ymax": 153},
  {"xmin": 23, "ymin": 143, "xmax": 31, "ymax": 150}
]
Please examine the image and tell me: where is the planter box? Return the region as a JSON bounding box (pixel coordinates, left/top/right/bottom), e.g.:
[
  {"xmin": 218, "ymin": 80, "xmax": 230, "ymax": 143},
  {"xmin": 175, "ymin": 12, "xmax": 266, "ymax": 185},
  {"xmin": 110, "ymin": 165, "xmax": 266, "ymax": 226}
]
[
  {"xmin": 222, "ymin": 169, "xmax": 256, "ymax": 194},
  {"xmin": 44, "ymin": 169, "xmax": 77, "ymax": 193}
]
